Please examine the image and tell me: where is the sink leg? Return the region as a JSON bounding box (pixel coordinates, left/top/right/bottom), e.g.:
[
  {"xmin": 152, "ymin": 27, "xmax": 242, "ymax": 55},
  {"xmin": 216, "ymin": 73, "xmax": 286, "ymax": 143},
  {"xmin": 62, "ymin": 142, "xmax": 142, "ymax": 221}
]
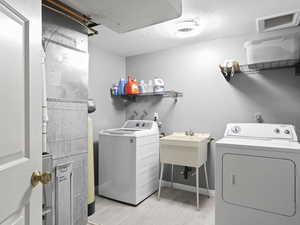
[
  {"xmin": 171, "ymin": 164, "xmax": 174, "ymax": 188},
  {"xmin": 158, "ymin": 163, "xmax": 164, "ymax": 200},
  {"xmin": 196, "ymin": 167, "xmax": 199, "ymax": 209},
  {"xmin": 204, "ymin": 162, "xmax": 209, "ymax": 197}
]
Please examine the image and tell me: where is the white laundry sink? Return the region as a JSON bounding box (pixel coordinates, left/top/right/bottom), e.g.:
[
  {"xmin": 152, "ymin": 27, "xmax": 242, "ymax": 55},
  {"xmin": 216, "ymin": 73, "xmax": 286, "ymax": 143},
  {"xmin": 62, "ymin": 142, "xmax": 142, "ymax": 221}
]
[
  {"xmin": 160, "ymin": 132, "xmax": 210, "ymax": 167},
  {"xmin": 158, "ymin": 132, "xmax": 211, "ymax": 208}
]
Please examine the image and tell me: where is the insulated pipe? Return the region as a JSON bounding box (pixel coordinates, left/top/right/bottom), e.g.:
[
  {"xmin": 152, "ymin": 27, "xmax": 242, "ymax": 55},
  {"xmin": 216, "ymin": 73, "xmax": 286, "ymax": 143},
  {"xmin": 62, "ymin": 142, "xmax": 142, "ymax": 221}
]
[
  {"xmin": 44, "ymin": 0, "xmax": 90, "ymax": 23},
  {"xmin": 42, "ymin": 3, "xmax": 98, "ymax": 36}
]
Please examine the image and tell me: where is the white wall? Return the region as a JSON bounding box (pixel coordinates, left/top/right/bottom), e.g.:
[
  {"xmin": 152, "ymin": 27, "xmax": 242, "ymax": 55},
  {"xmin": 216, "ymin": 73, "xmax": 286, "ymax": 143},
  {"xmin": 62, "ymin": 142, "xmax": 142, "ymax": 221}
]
[
  {"xmin": 126, "ymin": 32, "xmax": 300, "ymax": 188},
  {"xmin": 89, "ymin": 39, "xmax": 126, "ymax": 139},
  {"xmin": 89, "ymin": 39, "xmax": 126, "ymax": 187}
]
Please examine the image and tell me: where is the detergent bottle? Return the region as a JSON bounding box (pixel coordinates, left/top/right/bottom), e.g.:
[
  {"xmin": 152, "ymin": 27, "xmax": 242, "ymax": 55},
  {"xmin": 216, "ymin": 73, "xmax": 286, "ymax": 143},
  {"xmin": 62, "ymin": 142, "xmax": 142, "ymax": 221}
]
[
  {"xmin": 139, "ymin": 80, "xmax": 146, "ymax": 94},
  {"xmin": 125, "ymin": 77, "xmax": 140, "ymax": 94},
  {"xmin": 117, "ymin": 78, "xmax": 126, "ymax": 95},
  {"xmin": 112, "ymin": 83, "xmax": 118, "ymax": 95},
  {"xmin": 153, "ymin": 78, "xmax": 165, "ymax": 92},
  {"xmin": 147, "ymin": 80, "xmax": 153, "ymax": 93}
]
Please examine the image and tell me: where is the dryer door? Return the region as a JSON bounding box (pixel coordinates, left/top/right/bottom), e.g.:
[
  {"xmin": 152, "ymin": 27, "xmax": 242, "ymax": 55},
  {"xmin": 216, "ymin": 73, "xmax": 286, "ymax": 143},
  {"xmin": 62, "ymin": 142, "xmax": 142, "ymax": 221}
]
[{"xmin": 222, "ymin": 153, "xmax": 296, "ymax": 216}]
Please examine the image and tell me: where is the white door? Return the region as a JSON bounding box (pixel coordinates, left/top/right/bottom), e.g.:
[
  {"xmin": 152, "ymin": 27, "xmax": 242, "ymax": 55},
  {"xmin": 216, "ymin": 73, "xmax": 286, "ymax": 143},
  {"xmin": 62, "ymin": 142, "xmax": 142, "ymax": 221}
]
[
  {"xmin": 0, "ymin": 0, "xmax": 42, "ymax": 224},
  {"xmin": 223, "ymin": 153, "xmax": 296, "ymax": 216}
]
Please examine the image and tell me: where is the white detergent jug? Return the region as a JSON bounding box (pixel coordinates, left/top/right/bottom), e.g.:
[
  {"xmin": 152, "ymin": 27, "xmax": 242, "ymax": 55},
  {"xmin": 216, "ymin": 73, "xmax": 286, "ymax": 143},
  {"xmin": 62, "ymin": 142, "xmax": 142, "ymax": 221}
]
[
  {"xmin": 153, "ymin": 78, "xmax": 165, "ymax": 92},
  {"xmin": 147, "ymin": 80, "xmax": 153, "ymax": 93}
]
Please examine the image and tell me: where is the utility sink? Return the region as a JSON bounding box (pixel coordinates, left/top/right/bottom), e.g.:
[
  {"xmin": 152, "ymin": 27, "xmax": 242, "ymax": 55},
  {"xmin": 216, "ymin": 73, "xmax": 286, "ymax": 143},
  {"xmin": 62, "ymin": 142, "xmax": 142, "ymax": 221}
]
[
  {"xmin": 160, "ymin": 132, "xmax": 210, "ymax": 167},
  {"xmin": 158, "ymin": 132, "xmax": 211, "ymax": 208}
]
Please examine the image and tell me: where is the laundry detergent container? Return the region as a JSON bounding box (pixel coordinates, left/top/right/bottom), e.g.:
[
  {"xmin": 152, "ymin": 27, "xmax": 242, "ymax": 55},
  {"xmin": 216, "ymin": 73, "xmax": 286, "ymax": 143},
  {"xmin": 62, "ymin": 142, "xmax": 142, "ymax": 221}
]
[{"xmin": 244, "ymin": 32, "xmax": 300, "ymax": 64}]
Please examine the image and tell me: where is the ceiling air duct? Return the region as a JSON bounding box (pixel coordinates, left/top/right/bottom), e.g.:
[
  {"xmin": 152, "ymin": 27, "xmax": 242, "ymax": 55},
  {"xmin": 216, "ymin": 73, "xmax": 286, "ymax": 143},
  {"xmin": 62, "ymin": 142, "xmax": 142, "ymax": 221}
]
[{"xmin": 257, "ymin": 10, "xmax": 300, "ymax": 33}]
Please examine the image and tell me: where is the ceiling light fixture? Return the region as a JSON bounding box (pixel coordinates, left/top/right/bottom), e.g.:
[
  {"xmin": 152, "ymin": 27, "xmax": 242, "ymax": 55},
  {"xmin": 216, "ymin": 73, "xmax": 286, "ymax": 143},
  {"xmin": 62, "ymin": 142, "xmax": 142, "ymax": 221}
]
[{"xmin": 175, "ymin": 19, "xmax": 201, "ymax": 38}]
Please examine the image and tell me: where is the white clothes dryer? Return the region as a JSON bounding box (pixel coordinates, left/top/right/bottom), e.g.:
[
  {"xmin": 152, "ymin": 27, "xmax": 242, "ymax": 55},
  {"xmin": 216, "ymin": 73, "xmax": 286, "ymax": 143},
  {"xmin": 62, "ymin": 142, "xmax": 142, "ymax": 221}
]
[{"xmin": 216, "ymin": 123, "xmax": 300, "ymax": 225}]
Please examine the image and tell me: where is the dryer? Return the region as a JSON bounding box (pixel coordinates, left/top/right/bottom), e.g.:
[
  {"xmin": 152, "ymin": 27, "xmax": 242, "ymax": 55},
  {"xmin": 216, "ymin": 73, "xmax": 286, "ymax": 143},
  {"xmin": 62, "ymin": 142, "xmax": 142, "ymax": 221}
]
[
  {"xmin": 98, "ymin": 120, "xmax": 159, "ymax": 205},
  {"xmin": 216, "ymin": 123, "xmax": 300, "ymax": 225}
]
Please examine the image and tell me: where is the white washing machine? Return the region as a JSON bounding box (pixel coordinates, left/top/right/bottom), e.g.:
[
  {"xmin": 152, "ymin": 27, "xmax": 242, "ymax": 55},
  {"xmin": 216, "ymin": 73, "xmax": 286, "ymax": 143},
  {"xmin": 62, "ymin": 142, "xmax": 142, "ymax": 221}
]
[
  {"xmin": 98, "ymin": 120, "xmax": 159, "ymax": 205},
  {"xmin": 216, "ymin": 123, "xmax": 300, "ymax": 225}
]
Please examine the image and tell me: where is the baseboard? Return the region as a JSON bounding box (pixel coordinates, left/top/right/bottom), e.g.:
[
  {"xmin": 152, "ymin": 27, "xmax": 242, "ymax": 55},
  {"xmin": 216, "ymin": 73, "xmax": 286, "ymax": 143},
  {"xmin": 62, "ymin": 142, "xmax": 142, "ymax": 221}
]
[{"xmin": 161, "ymin": 180, "xmax": 215, "ymax": 197}]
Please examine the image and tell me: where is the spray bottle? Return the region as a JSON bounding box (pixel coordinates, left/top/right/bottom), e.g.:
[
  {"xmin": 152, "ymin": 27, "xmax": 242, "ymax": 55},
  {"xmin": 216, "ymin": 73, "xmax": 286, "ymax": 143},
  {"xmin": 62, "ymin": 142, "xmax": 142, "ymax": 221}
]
[{"xmin": 153, "ymin": 112, "xmax": 162, "ymax": 131}]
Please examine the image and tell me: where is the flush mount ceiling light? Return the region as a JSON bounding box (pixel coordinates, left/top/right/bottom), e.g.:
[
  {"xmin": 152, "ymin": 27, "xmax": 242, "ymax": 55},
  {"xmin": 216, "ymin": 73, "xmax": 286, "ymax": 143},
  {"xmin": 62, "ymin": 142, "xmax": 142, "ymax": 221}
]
[{"xmin": 175, "ymin": 19, "xmax": 201, "ymax": 38}]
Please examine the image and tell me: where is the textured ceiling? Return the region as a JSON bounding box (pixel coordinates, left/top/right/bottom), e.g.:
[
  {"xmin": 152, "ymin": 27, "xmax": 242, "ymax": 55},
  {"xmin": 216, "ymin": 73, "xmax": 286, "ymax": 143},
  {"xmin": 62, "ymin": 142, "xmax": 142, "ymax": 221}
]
[{"xmin": 64, "ymin": 0, "xmax": 300, "ymax": 56}]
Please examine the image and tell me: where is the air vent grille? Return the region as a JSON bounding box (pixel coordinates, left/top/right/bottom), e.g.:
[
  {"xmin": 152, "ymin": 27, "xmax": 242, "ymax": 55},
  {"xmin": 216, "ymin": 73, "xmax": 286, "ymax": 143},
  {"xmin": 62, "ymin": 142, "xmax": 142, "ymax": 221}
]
[
  {"xmin": 257, "ymin": 11, "xmax": 300, "ymax": 32},
  {"xmin": 264, "ymin": 14, "xmax": 294, "ymax": 29}
]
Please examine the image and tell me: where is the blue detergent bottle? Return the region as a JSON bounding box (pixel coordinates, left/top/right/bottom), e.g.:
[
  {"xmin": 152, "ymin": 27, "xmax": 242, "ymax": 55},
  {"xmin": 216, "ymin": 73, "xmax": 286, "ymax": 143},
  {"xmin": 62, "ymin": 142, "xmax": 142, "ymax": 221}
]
[{"xmin": 118, "ymin": 78, "xmax": 126, "ymax": 95}]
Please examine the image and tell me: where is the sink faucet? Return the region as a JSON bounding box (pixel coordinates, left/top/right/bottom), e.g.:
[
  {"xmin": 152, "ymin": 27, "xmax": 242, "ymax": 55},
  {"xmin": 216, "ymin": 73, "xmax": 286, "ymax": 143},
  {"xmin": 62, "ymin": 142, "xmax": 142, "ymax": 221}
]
[
  {"xmin": 140, "ymin": 110, "xmax": 148, "ymax": 119},
  {"xmin": 185, "ymin": 129, "xmax": 194, "ymax": 136}
]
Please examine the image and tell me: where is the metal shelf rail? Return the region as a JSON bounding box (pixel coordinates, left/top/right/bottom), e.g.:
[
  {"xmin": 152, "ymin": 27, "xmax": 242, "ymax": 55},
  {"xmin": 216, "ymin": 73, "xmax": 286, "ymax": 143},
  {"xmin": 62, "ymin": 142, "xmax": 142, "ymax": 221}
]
[
  {"xmin": 239, "ymin": 59, "xmax": 300, "ymax": 74},
  {"xmin": 111, "ymin": 90, "xmax": 183, "ymax": 102}
]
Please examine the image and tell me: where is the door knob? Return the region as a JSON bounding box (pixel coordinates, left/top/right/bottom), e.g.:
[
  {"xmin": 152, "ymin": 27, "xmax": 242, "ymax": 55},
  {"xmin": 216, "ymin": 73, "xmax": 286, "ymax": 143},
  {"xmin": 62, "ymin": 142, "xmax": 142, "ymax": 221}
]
[{"xmin": 31, "ymin": 171, "xmax": 52, "ymax": 187}]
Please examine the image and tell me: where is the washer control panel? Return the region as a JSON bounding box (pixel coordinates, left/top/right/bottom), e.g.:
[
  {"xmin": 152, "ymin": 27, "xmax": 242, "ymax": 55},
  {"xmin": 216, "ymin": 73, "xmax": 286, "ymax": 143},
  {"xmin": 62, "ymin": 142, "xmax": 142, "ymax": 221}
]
[
  {"xmin": 123, "ymin": 120, "xmax": 154, "ymax": 130},
  {"xmin": 225, "ymin": 123, "xmax": 298, "ymax": 141}
]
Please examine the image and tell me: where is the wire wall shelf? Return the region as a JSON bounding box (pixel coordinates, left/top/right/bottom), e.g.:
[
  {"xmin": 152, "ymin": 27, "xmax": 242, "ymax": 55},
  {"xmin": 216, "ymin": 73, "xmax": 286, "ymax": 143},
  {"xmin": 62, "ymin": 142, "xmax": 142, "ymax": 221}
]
[
  {"xmin": 111, "ymin": 90, "xmax": 183, "ymax": 102},
  {"xmin": 239, "ymin": 59, "xmax": 300, "ymax": 74}
]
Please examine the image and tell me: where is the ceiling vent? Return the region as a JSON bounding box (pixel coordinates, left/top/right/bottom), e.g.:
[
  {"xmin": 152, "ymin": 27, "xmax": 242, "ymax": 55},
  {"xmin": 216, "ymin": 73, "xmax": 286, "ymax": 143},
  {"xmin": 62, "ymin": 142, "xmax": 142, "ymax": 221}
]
[{"xmin": 257, "ymin": 11, "xmax": 300, "ymax": 33}]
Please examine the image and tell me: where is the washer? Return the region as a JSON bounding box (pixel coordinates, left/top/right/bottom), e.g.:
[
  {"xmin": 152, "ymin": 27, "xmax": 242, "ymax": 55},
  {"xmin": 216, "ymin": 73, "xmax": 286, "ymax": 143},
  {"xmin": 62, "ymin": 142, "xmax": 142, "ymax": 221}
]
[
  {"xmin": 216, "ymin": 123, "xmax": 300, "ymax": 225},
  {"xmin": 98, "ymin": 120, "xmax": 159, "ymax": 205}
]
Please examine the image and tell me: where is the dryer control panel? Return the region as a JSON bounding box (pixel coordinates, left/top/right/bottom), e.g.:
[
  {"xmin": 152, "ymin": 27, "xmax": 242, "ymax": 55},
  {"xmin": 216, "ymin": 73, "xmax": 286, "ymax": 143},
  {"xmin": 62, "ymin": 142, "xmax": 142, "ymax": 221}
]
[{"xmin": 225, "ymin": 123, "xmax": 298, "ymax": 141}]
